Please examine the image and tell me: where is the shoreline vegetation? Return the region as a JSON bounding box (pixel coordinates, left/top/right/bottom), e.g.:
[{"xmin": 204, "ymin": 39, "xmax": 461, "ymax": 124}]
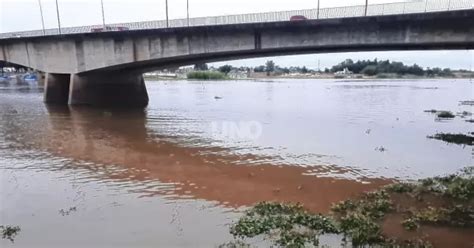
[
  {"xmin": 224, "ymin": 167, "xmax": 474, "ymax": 247},
  {"xmin": 186, "ymin": 71, "xmax": 228, "ymax": 80},
  {"xmin": 143, "ymin": 59, "xmax": 474, "ymax": 81}
]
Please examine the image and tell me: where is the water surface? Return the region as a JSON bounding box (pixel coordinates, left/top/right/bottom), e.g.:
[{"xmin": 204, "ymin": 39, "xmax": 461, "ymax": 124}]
[{"xmin": 0, "ymin": 78, "xmax": 472, "ymax": 247}]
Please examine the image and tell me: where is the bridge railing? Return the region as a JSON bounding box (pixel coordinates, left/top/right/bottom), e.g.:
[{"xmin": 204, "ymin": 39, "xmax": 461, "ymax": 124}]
[{"xmin": 0, "ymin": 0, "xmax": 472, "ymax": 39}]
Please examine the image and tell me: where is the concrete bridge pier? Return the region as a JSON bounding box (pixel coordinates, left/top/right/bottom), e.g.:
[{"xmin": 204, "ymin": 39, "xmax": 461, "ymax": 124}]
[
  {"xmin": 44, "ymin": 73, "xmax": 71, "ymax": 104},
  {"xmin": 44, "ymin": 72, "xmax": 149, "ymax": 107},
  {"xmin": 69, "ymin": 72, "xmax": 149, "ymax": 107}
]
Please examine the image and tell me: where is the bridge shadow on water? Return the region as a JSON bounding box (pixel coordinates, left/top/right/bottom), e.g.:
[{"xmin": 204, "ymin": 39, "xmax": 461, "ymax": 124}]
[{"xmin": 42, "ymin": 104, "xmax": 390, "ymax": 213}]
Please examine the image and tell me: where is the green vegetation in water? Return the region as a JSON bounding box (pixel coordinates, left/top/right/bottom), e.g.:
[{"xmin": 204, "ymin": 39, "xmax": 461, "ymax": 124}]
[
  {"xmin": 423, "ymin": 110, "xmax": 456, "ymax": 119},
  {"xmin": 229, "ymin": 167, "xmax": 474, "ymax": 247},
  {"xmin": 459, "ymin": 100, "xmax": 474, "ymax": 106},
  {"xmin": 404, "ymin": 205, "xmax": 474, "ymax": 229},
  {"xmin": 416, "ymin": 167, "xmax": 474, "ymax": 200},
  {"xmin": 1, "ymin": 225, "xmax": 20, "ymax": 242},
  {"xmin": 187, "ymin": 71, "xmax": 228, "ymax": 80},
  {"xmin": 218, "ymin": 240, "xmax": 254, "ymax": 248},
  {"xmin": 230, "ymin": 202, "xmax": 338, "ymax": 247},
  {"xmin": 436, "ymin": 111, "xmax": 455, "ymax": 119},
  {"xmin": 458, "ymin": 111, "xmax": 472, "ymax": 117},
  {"xmin": 428, "ymin": 133, "xmax": 474, "ymax": 146}
]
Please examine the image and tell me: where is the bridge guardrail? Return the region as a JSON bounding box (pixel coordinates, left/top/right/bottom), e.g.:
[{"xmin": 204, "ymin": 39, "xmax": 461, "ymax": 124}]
[{"xmin": 0, "ymin": 0, "xmax": 472, "ymax": 39}]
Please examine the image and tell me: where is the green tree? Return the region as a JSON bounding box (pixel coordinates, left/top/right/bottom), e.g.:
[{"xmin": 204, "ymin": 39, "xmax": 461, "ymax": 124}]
[
  {"xmin": 254, "ymin": 65, "xmax": 266, "ymax": 72},
  {"xmin": 361, "ymin": 65, "xmax": 378, "ymax": 76},
  {"xmin": 265, "ymin": 60, "xmax": 275, "ymax": 75},
  {"xmin": 218, "ymin": 65, "xmax": 233, "ymax": 74},
  {"xmin": 440, "ymin": 68, "xmax": 453, "ymax": 77},
  {"xmin": 301, "ymin": 66, "xmax": 309, "ymax": 74}
]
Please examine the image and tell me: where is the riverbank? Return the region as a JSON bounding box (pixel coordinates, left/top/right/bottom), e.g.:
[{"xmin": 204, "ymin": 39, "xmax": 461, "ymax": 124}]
[
  {"xmin": 143, "ymin": 72, "xmax": 473, "ymax": 81},
  {"xmin": 249, "ymin": 71, "xmax": 473, "ymax": 80}
]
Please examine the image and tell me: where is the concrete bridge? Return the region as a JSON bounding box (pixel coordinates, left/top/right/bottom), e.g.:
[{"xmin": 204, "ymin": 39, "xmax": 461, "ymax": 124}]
[{"xmin": 0, "ymin": 9, "xmax": 473, "ymax": 107}]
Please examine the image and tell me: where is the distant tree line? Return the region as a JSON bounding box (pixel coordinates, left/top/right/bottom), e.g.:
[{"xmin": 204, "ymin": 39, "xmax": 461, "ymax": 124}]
[
  {"xmin": 195, "ymin": 60, "xmax": 314, "ymax": 75},
  {"xmin": 330, "ymin": 59, "xmax": 454, "ymax": 77},
  {"xmin": 194, "ymin": 58, "xmax": 457, "ymax": 77}
]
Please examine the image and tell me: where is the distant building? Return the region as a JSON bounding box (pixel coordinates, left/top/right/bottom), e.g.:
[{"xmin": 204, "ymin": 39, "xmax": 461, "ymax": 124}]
[
  {"xmin": 335, "ymin": 67, "xmax": 353, "ymax": 75},
  {"xmin": 227, "ymin": 69, "xmax": 248, "ymax": 79}
]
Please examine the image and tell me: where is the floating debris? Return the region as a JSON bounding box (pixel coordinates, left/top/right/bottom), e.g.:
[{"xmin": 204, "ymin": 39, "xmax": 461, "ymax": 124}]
[
  {"xmin": 375, "ymin": 146, "xmax": 387, "ymax": 152},
  {"xmin": 59, "ymin": 206, "xmax": 77, "ymax": 216}
]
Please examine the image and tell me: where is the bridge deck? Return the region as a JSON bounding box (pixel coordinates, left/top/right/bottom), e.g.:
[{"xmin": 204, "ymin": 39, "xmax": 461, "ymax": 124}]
[{"xmin": 0, "ymin": 0, "xmax": 472, "ymax": 39}]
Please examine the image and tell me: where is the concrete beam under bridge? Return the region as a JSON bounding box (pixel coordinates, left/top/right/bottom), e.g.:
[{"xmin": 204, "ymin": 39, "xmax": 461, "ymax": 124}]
[{"xmin": 44, "ymin": 72, "xmax": 149, "ymax": 107}]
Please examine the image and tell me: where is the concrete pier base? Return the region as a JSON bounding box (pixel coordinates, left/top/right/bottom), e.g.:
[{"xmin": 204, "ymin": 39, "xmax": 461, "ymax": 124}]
[
  {"xmin": 69, "ymin": 72, "xmax": 149, "ymax": 107},
  {"xmin": 43, "ymin": 72, "xmax": 149, "ymax": 107},
  {"xmin": 44, "ymin": 73, "xmax": 71, "ymax": 104}
]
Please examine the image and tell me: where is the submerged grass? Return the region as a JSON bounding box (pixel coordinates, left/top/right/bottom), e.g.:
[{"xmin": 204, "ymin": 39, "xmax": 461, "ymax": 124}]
[
  {"xmin": 427, "ymin": 133, "xmax": 474, "ymax": 146},
  {"xmin": 229, "ymin": 167, "xmax": 474, "ymax": 247}
]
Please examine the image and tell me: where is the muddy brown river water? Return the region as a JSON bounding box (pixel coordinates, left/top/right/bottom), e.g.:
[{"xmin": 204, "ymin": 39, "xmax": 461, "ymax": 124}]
[{"xmin": 0, "ymin": 78, "xmax": 472, "ymax": 247}]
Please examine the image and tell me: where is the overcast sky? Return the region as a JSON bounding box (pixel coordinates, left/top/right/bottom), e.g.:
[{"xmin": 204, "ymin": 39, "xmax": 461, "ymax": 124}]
[{"xmin": 0, "ymin": 0, "xmax": 472, "ymax": 69}]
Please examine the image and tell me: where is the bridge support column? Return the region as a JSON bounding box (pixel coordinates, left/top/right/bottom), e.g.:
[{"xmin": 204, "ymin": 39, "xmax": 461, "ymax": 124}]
[
  {"xmin": 69, "ymin": 72, "xmax": 149, "ymax": 107},
  {"xmin": 44, "ymin": 73, "xmax": 71, "ymax": 104}
]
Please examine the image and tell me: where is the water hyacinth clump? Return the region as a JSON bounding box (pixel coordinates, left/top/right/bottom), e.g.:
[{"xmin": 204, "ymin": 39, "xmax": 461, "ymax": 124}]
[
  {"xmin": 427, "ymin": 133, "xmax": 474, "ymax": 146},
  {"xmin": 423, "ymin": 109, "xmax": 456, "ymax": 118},
  {"xmin": 331, "ymin": 190, "xmax": 392, "ymax": 245},
  {"xmin": 229, "ymin": 167, "xmax": 474, "ymax": 247},
  {"xmin": 1, "ymin": 225, "xmax": 20, "ymax": 242},
  {"xmin": 230, "ymin": 202, "xmax": 339, "ymax": 247},
  {"xmin": 417, "ymin": 167, "xmax": 474, "ymax": 200},
  {"xmin": 436, "ymin": 111, "xmax": 455, "ymax": 118}
]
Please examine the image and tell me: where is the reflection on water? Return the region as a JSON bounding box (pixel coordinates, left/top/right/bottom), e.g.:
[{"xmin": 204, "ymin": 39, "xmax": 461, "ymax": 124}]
[{"xmin": 0, "ymin": 79, "xmax": 472, "ymax": 247}]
